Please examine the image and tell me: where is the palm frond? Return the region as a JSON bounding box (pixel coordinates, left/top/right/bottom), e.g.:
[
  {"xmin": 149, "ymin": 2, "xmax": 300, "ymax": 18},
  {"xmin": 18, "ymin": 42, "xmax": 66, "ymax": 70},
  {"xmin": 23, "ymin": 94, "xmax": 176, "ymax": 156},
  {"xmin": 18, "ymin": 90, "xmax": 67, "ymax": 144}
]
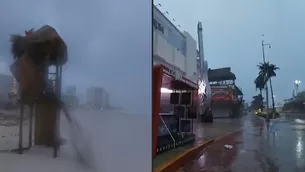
[
  {"xmin": 256, "ymin": 61, "xmax": 279, "ymax": 80},
  {"xmin": 10, "ymin": 34, "xmax": 27, "ymax": 59},
  {"xmin": 10, "ymin": 25, "xmax": 68, "ymax": 66}
]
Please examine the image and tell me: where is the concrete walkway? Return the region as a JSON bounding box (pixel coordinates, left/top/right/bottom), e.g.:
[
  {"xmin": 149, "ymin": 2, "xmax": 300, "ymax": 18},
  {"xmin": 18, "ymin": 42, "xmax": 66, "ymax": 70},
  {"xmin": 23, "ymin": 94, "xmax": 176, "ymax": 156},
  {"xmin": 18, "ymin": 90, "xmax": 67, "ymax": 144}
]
[{"xmin": 153, "ymin": 116, "xmax": 245, "ymax": 170}]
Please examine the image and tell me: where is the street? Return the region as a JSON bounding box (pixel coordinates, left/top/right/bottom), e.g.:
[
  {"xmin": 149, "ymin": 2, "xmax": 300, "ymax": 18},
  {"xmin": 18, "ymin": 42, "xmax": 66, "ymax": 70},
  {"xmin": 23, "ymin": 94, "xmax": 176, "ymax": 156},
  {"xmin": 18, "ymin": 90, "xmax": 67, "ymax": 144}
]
[{"xmin": 180, "ymin": 113, "xmax": 305, "ymax": 172}]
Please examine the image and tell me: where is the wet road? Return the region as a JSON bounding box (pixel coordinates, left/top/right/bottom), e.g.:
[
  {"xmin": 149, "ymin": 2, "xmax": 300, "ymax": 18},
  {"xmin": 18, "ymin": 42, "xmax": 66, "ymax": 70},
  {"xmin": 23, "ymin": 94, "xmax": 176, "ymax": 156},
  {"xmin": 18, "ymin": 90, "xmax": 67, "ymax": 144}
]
[{"xmin": 180, "ymin": 113, "xmax": 305, "ymax": 172}]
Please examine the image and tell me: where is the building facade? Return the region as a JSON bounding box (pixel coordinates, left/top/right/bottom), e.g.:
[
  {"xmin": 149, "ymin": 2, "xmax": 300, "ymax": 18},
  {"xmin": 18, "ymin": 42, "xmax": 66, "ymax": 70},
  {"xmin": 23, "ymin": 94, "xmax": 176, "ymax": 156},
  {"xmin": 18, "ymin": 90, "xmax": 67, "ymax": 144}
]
[
  {"xmin": 66, "ymin": 86, "xmax": 77, "ymax": 96},
  {"xmin": 153, "ymin": 5, "xmax": 198, "ymax": 83},
  {"xmin": 0, "ymin": 74, "xmax": 14, "ymax": 102},
  {"xmin": 62, "ymin": 86, "xmax": 78, "ymax": 107},
  {"xmin": 86, "ymin": 87, "xmax": 109, "ymax": 109}
]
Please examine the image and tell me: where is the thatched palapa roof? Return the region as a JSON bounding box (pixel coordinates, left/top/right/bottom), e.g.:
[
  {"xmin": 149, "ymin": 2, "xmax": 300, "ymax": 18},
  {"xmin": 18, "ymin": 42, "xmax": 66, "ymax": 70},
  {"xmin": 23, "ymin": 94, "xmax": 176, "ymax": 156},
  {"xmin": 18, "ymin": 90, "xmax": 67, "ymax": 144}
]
[{"xmin": 10, "ymin": 25, "xmax": 68, "ymax": 66}]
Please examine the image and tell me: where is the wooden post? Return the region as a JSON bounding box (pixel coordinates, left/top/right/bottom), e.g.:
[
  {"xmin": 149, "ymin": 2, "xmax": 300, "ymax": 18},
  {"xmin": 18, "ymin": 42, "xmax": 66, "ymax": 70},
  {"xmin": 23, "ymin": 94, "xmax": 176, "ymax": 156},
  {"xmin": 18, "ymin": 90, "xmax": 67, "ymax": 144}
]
[
  {"xmin": 18, "ymin": 104, "xmax": 24, "ymax": 154},
  {"xmin": 34, "ymin": 62, "xmax": 47, "ymax": 146},
  {"xmin": 28, "ymin": 105, "xmax": 33, "ymax": 148},
  {"xmin": 53, "ymin": 62, "xmax": 62, "ymax": 158},
  {"xmin": 35, "ymin": 102, "xmax": 57, "ymax": 147},
  {"xmin": 34, "ymin": 62, "xmax": 57, "ymax": 147}
]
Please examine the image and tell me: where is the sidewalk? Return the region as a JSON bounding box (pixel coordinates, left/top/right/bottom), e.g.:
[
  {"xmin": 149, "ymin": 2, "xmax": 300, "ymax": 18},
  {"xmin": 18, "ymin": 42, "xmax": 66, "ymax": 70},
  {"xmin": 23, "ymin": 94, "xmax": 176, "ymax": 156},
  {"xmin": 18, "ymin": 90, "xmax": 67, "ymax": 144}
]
[{"xmin": 153, "ymin": 117, "xmax": 245, "ymax": 171}]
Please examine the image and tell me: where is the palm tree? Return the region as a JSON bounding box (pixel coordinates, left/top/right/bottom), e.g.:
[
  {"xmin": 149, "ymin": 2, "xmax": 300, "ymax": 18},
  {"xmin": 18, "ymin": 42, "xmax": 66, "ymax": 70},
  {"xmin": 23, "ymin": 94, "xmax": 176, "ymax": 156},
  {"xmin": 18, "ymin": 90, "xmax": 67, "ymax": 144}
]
[
  {"xmin": 254, "ymin": 75, "xmax": 265, "ymax": 110},
  {"xmin": 251, "ymin": 94, "xmax": 264, "ymax": 110},
  {"xmin": 257, "ymin": 62, "xmax": 279, "ymax": 117}
]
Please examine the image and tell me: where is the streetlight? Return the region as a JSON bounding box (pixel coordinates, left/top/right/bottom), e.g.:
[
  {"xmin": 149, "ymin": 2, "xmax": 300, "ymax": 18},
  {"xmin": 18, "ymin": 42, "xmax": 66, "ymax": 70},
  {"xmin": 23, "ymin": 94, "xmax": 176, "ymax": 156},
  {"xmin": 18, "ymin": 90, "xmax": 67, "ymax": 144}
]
[
  {"xmin": 295, "ymin": 80, "xmax": 301, "ymax": 95},
  {"xmin": 262, "ymin": 40, "xmax": 271, "ymax": 63},
  {"xmin": 261, "ymin": 35, "xmax": 271, "ymax": 122}
]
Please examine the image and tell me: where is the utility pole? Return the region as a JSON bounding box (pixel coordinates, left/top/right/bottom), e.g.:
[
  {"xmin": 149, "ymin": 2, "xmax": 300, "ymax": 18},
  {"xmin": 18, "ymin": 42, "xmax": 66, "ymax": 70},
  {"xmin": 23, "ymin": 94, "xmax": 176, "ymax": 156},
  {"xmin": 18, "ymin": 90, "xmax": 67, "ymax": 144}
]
[{"xmin": 261, "ymin": 38, "xmax": 271, "ymax": 122}]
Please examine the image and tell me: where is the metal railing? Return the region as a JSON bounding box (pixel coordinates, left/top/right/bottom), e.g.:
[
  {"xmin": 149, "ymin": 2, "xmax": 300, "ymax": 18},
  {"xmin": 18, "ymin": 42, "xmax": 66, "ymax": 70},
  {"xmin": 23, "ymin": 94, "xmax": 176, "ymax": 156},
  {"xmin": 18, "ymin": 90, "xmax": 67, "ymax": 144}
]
[{"xmin": 159, "ymin": 115, "xmax": 176, "ymax": 148}]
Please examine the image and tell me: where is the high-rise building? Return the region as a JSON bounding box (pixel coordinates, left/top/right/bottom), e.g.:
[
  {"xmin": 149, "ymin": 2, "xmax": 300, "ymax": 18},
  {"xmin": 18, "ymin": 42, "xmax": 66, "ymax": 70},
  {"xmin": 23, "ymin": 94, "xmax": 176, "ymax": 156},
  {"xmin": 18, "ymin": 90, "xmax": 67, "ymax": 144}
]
[
  {"xmin": 0, "ymin": 74, "xmax": 14, "ymax": 102},
  {"xmin": 62, "ymin": 86, "xmax": 78, "ymax": 107},
  {"xmin": 102, "ymin": 91, "xmax": 110, "ymax": 108},
  {"xmin": 86, "ymin": 87, "xmax": 109, "ymax": 109},
  {"xmin": 66, "ymin": 86, "xmax": 77, "ymax": 96}
]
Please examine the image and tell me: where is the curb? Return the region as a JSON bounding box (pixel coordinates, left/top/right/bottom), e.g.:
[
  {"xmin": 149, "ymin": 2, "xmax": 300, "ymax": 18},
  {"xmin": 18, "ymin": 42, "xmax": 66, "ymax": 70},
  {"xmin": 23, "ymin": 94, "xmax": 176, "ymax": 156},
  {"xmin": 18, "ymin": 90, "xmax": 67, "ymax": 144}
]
[
  {"xmin": 154, "ymin": 129, "xmax": 243, "ymax": 172},
  {"xmin": 154, "ymin": 139, "xmax": 214, "ymax": 172}
]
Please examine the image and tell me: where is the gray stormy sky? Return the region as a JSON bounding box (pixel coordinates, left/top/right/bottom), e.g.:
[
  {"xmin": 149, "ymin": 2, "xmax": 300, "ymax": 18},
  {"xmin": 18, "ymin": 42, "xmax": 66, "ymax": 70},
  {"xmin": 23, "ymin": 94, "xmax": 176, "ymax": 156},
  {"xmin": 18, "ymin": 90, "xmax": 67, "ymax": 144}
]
[
  {"xmin": 0, "ymin": 0, "xmax": 151, "ymax": 115},
  {"xmin": 155, "ymin": 0, "xmax": 305, "ymax": 103}
]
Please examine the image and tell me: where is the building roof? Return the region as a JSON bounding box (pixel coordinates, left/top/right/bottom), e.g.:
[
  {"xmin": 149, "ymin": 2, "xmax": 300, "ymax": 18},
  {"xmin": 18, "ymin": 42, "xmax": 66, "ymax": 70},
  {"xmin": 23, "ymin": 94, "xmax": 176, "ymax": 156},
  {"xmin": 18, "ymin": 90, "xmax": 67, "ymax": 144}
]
[
  {"xmin": 234, "ymin": 85, "xmax": 243, "ymax": 96},
  {"xmin": 208, "ymin": 67, "xmax": 236, "ymax": 82}
]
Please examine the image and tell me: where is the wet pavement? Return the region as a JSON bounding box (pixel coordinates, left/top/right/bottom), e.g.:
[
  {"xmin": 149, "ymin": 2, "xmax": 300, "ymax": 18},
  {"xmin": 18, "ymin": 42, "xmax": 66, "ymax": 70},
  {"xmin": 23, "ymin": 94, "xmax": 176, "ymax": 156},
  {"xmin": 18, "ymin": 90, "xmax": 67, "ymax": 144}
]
[
  {"xmin": 154, "ymin": 117, "xmax": 244, "ymax": 170},
  {"xmin": 180, "ymin": 113, "xmax": 305, "ymax": 172}
]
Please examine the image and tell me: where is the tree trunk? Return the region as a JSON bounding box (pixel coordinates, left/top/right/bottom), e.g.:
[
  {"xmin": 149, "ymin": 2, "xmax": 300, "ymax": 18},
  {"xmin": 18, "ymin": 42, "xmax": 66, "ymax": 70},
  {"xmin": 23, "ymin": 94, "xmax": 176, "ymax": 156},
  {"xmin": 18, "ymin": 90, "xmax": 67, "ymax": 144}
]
[
  {"xmin": 265, "ymin": 84, "xmax": 270, "ymax": 122},
  {"xmin": 259, "ymin": 89, "xmax": 263, "ymax": 110},
  {"xmin": 269, "ymin": 78, "xmax": 276, "ymax": 118},
  {"xmin": 34, "ymin": 102, "xmax": 57, "ymax": 147}
]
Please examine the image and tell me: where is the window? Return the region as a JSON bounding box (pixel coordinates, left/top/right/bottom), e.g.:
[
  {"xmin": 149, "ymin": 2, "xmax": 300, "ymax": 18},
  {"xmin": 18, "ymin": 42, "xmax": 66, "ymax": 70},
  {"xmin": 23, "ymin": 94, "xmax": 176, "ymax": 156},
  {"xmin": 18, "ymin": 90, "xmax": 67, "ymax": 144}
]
[
  {"xmin": 153, "ymin": 18, "xmax": 164, "ymax": 34},
  {"xmin": 167, "ymin": 29, "xmax": 186, "ymax": 56}
]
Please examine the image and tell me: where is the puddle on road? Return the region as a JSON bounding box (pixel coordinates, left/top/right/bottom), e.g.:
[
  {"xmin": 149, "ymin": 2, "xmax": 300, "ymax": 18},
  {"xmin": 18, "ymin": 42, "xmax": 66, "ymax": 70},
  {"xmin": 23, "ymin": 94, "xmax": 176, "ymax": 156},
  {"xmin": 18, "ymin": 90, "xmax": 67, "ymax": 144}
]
[{"xmin": 295, "ymin": 119, "xmax": 305, "ymax": 124}]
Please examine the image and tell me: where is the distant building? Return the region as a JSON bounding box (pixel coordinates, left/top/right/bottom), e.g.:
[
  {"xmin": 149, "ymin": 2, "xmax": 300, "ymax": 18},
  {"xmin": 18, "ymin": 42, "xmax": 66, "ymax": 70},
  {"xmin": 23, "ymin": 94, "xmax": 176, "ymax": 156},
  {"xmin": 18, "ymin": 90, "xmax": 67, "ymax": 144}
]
[
  {"xmin": 62, "ymin": 94, "xmax": 79, "ymax": 108},
  {"xmin": 62, "ymin": 86, "xmax": 78, "ymax": 107},
  {"xmin": 102, "ymin": 91, "xmax": 110, "ymax": 108},
  {"xmin": 66, "ymin": 86, "xmax": 76, "ymax": 96},
  {"xmin": 86, "ymin": 87, "xmax": 109, "ymax": 109},
  {"xmin": 0, "ymin": 74, "xmax": 14, "ymax": 102}
]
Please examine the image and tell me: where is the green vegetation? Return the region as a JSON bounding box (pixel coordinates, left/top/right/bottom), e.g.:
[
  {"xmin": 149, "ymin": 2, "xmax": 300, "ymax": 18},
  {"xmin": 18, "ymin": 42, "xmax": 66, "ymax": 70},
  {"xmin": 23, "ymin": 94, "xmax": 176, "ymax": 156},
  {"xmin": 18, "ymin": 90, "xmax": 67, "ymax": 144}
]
[
  {"xmin": 282, "ymin": 91, "xmax": 305, "ymax": 111},
  {"xmin": 251, "ymin": 94, "xmax": 264, "ymax": 110},
  {"xmin": 253, "ymin": 62, "xmax": 279, "ymax": 119}
]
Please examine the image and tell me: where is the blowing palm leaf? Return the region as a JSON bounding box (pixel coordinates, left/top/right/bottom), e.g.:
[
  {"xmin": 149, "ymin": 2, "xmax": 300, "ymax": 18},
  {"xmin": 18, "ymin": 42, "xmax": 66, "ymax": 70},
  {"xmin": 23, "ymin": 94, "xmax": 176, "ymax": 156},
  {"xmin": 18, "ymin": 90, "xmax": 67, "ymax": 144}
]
[
  {"xmin": 257, "ymin": 62, "xmax": 279, "ymax": 82},
  {"xmin": 254, "ymin": 74, "xmax": 265, "ymax": 91},
  {"xmin": 257, "ymin": 62, "xmax": 279, "ymax": 115}
]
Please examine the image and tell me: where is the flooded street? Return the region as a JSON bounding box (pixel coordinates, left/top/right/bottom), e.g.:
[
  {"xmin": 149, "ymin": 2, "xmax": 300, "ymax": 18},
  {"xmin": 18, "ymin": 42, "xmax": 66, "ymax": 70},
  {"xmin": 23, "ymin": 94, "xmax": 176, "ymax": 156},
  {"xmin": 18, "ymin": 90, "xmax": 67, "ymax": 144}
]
[{"xmin": 180, "ymin": 113, "xmax": 305, "ymax": 172}]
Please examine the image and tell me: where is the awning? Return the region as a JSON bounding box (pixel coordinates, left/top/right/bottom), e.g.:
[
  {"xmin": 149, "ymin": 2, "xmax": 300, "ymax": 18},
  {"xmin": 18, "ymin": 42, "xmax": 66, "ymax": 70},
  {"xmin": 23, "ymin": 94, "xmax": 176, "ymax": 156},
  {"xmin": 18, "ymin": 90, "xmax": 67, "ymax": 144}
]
[
  {"xmin": 171, "ymin": 79, "xmax": 196, "ymax": 90},
  {"xmin": 161, "ymin": 64, "xmax": 198, "ymax": 90}
]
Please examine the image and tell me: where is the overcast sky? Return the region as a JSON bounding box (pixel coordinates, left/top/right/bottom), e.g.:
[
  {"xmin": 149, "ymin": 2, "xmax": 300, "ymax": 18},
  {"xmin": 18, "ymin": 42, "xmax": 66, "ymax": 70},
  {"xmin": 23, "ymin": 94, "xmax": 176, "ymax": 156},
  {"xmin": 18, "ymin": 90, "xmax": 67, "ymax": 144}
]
[
  {"xmin": 1, "ymin": 0, "xmax": 304, "ymax": 108},
  {"xmin": 0, "ymin": 0, "xmax": 151, "ymax": 114},
  {"xmin": 155, "ymin": 0, "xmax": 305, "ymax": 103}
]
